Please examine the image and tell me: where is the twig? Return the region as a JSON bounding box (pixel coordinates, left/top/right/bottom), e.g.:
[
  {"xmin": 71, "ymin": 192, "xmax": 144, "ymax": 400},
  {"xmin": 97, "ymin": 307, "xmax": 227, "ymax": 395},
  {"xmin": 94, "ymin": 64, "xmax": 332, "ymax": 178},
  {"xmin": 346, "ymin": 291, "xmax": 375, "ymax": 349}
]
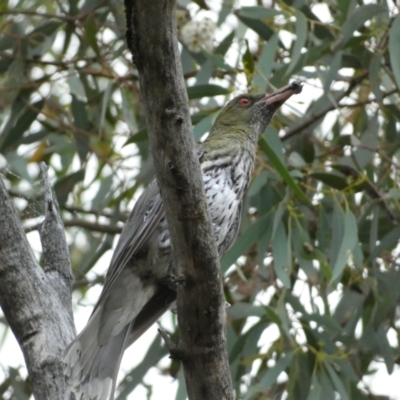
[
  {"xmin": 25, "ymin": 219, "xmax": 123, "ymax": 234},
  {"xmin": 282, "ymin": 72, "xmax": 368, "ymax": 141},
  {"xmin": 333, "ymin": 164, "xmax": 397, "ymax": 225},
  {"xmin": 337, "ymin": 88, "xmax": 398, "ymax": 108},
  {"xmin": 157, "ymin": 328, "xmax": 183, "ymax": 360}
]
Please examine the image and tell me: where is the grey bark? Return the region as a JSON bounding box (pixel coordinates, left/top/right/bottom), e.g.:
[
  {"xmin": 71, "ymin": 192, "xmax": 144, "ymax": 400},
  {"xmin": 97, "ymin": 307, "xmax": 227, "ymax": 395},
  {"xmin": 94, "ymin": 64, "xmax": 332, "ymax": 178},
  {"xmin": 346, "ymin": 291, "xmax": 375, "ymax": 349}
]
[
  {"xmin": 125, "ymin": 1, "xmax": 234, "ymax": 399},
  {"xmin": 0, "ymin": 163, "xmax": 75, "ymax": 400}
]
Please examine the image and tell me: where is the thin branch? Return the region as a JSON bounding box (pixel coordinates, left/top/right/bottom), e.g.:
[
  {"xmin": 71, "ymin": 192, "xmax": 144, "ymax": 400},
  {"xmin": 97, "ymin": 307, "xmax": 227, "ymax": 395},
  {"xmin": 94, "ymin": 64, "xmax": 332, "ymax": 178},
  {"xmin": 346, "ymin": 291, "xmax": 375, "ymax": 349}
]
[
  {"xmin": 282, "ymin": 72, "xmax": 368, "ymax": 141},
  {"xmin": 64, "ymin": 219, "xmax": 123, "ymax": 233},
  {"xmin": 337, "ymin": 88, "xmax": 398, "ymax": 108},
  {"xmin": 0, "ymin": 1, "xmax": 108, "ymax": 22},
  {"xmin": 333, "ymin": 164, "xmax": 398, "ymax": 225},
  {"xmin": 64, "ymin": 219, "xmax": 122, "ymax": 233},
  {"xmin": 62, "ymin": 204, "xmax": 128, "ymax": 220},
  {"xmin": 25, "ymin": 219, "xmax": 123, "ymax": 234},
  {"xmin": 157, "ymin": 329, "xmax": 183, "ymax": 360}
]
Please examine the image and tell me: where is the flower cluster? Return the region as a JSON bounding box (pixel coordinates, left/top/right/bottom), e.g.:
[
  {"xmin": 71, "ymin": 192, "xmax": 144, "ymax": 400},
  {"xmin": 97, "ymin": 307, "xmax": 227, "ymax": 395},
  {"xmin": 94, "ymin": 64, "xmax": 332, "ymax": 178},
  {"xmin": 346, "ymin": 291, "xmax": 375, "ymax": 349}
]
[{"xmin": 180, "ymin": 17, "xmax": 216, "ymax": 53}]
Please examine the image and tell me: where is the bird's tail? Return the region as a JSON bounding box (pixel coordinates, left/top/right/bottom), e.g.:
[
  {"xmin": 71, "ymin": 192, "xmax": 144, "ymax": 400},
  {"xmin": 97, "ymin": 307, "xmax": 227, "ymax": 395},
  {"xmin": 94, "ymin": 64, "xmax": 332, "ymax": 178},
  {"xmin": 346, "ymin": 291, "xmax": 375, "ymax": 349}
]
[
  {"xmin": 64, "ymin": 310, "xmax": 131, "ymax": 400},
  {"xmin": 63, "ymin": 287, "xmax": 176, "ymax": 400}
]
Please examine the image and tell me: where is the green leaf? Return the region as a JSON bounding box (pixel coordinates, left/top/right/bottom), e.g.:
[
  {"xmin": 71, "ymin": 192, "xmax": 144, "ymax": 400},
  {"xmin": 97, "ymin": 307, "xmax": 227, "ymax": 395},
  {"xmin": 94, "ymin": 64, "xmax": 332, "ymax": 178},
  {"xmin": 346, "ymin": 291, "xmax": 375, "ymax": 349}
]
[
  {"xmin": 215, "ymin": 31, "xmax": 235, "ymax": 56},
  {"xmin": 325, "ymin": 361, "xmax": 349, "ymax": 400},
  {"xmin": 221, "ymin": 213, "xmax": 271, "ymax": 272},
  {"xmin": 187, "ymin": 84, "xmax": 231, "ymax": 99},
  {"xmin": 174, "ymin": 369, "xmax": 187, "ymax": 400},
  {"xmin": 5, "ymin": 152, "xmax": 31, "ymax": 182},
  {"xmin": 286, "ymin": 10, "xmax": 307, "ymax": 76},
  {"xmin": 99, "ymin": 81, "xmax": 114, "ymax": 134},
  {"xmin": 318, "ymin": 369, "xmax": 336, "ymax": 400},
  {"xmin": 0, "ymin": 100, "xmax": 44, "ymax": 152},
  {"xmin": 244, "ymin": 351, "xmax": 294, "ymax": 399},
  {"xmin": 302, "ymin": 313, "xmax": 342, "ymax": 334},
  {"xmin": 330, "ymin": 208, "xmax": 358, "ymax": 283},
  {"xmin": 196, "ymin": 60, "xmax": 214, "ymax": 85},
  {"xmin": 264, "ymin": 125, "xmax": 284, "ymax": 162},
  {"xmin": 375, "ymin": 325, "xmax": 394, "ymax": 374},
  {"xmin": 27, "ymin": 21, "xmax": 63, "ymax": 56},
  {"xmin": 242, "ymin": 41, "xmax": 254, "ymax": 86},
  {"xmin": 71, "ymin": 95, "xmax": 90, "ymax": 162},
  {"xmin": 2, "ymin": 57, "xmax": 27, "ymax": 105},
  {"xmin": 91, "ymin": 175, "xmax": 113, "ymax": 209},
  {"xmin": 335, "ymin": 4, "xmax": 388, "ymax": 49},
  {"xmin": 253, "ymin": 33, "xmax": 278, "ymax": 91},
  {"xmin": 310, "ymin": 171, "xmax": 348, "ymax": 190},
  {"xmin": 272, "ymin": 220, "xmax": 291, "ymax": 288},
  {"xmin": 369, "ymin": 54, "xmax": 383, "ymax": 101},
  {"xmin": 389, "ymin": 15, "xmax": 400, "ymax": 91},
  {"xmin": 202, "ymin": 52, "xmax": 235, "ymax": 71},
  {"xmin": 236, "ymin": 13, "xmax": 274, "ymax": 42},
  {"xmin": 68, "ymin": 73, "xmax": 87, "ymax": 101},
  {"xmin": 323, "ymin": 51, "xmax": 342, "ymax": 92},
  {"xmin": 116, "ymin": 335, "xmax": 168, "ymax": 399},
  {"xmin": 286, "ymin": 350, "xmax": 312, "ymax": 399},
  {"xmin": 259, "ymin": 137, "xmax": 310, "ymax": 203},
  {"xmin": 272, "ymin": 190, "xmax": 289, "ymax": 237},
  {"xmin": 121, "ymin": 88, "xmax": 138, "ymax": 133},
  {"xmin": 54, "ymin": 169, "xmax": 86, "ymax": 207},
  {"xmin": 307, "ymin": 374, "xmax": 323, "ymax": 400},
  {"xmin": 339, "ymin": 113, "xmax": 379, "ymax": 170},
  {"xmin": 237, "ymin": 7, "xmax": 281, "ymax": 20},
  {"xmin": 193, "ymin": 114, "xmax": 214, "ymax": 141},
  {"xmin": 228, "ymin": 303, "xmax": 266, "ymax": 319},
  {"xmin": 248, "ymin": 170, "xmax": 268, "ymax": 196},
  {"xmin": 370, "ymin": 225, "xmax": 400, "ymax": 260}
]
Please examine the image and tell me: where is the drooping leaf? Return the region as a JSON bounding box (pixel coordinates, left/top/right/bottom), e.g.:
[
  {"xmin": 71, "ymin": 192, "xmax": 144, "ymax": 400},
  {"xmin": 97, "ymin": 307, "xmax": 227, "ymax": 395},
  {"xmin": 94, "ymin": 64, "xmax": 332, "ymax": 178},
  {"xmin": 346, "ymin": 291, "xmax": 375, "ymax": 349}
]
[
  {"xmin": 286, "ymin": 10, "xmax": 307, "ymax": 76},
  {"xmin": 0, "ymin": 99, "xmax": 44, "ymax": 152},
  {"xmin": 236, "ymin": 7, "xmax": 281, "ymax": 20},
  {"xmin": 334, "ymin": 4, "xmax": 388, "ymax": 49},
  {"xmin": 187, "ymin": 84, "xmax": 231, "ymax": 99},
  {"xmin": 253, "ymin": 34, "xmax": 279, "ymax": 91},
  {"xmin": 331, "ymin": 208, "xmax": 358, "ymax": 284},
  {"xmin": 53, "ymin": 169, "xmax": 86, "ymax": 207},
  {"xmin": 236, "ymin": 13, "xmax": 274, "ymax": 41},
  {"xmin": 242, "ymin": 41, "xmax": 255, "ymax": 86},
  {"xmin": 389, "ymin": 15, "xmax": 400, "ymax": 91},
  {"xmin": 259, "ymin": 137, "xmax": 310, "ymax": 203},
  {"xmin": 221, "ymin": 213, "xmax": 271, "ymax": 272},
  {"xmin": 244, "ymin": 351, "xmax": 294, "ymax": 399}
]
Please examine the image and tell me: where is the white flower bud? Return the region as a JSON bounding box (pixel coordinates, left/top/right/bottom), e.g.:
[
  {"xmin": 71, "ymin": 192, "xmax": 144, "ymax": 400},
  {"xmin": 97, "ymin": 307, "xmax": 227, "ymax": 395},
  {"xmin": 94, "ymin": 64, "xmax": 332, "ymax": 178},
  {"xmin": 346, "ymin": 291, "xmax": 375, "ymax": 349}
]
[{"xmin": 180, "ymin": 18, "xmax": 216, "ymax": 53}]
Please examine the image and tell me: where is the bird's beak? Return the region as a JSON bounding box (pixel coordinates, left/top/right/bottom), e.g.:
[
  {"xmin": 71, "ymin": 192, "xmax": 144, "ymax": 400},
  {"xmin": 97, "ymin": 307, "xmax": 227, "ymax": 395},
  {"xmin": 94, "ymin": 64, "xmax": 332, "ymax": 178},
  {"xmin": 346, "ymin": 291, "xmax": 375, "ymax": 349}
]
[{"xmin": 258, "ymin": 80, "xmax": 303, "ymax": 107}]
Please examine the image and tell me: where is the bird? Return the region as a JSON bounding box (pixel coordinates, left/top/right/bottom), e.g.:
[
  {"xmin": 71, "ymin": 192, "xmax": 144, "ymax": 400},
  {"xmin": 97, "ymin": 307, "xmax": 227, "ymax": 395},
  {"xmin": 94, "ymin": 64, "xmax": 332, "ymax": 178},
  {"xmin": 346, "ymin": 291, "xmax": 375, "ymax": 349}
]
[{"xmin": 63, "ymin": 80, "xmax": 303, "ymax": 400}]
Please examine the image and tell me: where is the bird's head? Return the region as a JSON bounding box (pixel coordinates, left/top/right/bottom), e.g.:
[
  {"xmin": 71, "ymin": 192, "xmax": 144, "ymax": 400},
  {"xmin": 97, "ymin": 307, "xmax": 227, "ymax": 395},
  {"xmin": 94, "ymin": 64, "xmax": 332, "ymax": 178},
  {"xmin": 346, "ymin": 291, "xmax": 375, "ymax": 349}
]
[{"xmin": 208, "ymin": 81, "xmax": 303, "ymax": 142}]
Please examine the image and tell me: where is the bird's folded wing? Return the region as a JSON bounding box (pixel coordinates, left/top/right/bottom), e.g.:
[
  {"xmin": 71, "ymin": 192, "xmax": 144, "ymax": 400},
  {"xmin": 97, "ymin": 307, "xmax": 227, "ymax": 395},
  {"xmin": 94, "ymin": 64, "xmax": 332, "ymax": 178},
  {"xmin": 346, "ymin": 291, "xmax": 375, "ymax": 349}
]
[{"xmin": 92, "ymin": 179, "xmax": 163, "ymax": 314}]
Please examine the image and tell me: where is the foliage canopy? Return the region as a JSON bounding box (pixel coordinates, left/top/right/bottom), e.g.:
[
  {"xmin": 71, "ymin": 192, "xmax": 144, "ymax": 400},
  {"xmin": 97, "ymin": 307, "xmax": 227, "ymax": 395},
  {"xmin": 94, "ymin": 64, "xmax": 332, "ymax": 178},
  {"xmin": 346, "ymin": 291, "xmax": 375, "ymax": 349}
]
[{"xmin": 1, "ymin": 0, "xmax": 400, "ymax": 399}]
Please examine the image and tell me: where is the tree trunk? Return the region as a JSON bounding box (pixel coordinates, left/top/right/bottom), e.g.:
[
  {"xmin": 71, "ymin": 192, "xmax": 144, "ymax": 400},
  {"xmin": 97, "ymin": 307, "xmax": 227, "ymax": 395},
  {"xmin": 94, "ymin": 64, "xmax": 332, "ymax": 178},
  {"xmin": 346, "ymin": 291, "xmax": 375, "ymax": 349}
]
[
  {"xmin": 125, "ymin": 1, "xmax": 234, "ymax": 399},
  {"xmin": 0, "ymin": 164, "xmax": 75, "ymax": 400}
]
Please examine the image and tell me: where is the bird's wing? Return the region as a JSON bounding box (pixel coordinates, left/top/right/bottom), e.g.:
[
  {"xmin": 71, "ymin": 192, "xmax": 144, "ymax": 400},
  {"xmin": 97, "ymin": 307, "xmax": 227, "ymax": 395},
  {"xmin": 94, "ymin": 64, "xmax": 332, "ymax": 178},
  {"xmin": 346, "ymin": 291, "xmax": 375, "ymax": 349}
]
[
  {"xmin": 92, "ymin": 178, "xmax": 163, "ymax": 314},
  {"xmin": 95, "ymin": 146, "xmax": 205, "ymax": 309}
]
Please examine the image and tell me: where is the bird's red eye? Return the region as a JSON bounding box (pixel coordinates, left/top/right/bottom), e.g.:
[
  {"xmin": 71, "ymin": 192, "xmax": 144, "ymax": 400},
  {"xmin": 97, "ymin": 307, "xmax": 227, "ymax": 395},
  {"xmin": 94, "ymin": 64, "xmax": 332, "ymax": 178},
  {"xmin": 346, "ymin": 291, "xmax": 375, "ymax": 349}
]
[{"xmin": 238, "ymin": 98, "xmax": 250, "ymax": 106}]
